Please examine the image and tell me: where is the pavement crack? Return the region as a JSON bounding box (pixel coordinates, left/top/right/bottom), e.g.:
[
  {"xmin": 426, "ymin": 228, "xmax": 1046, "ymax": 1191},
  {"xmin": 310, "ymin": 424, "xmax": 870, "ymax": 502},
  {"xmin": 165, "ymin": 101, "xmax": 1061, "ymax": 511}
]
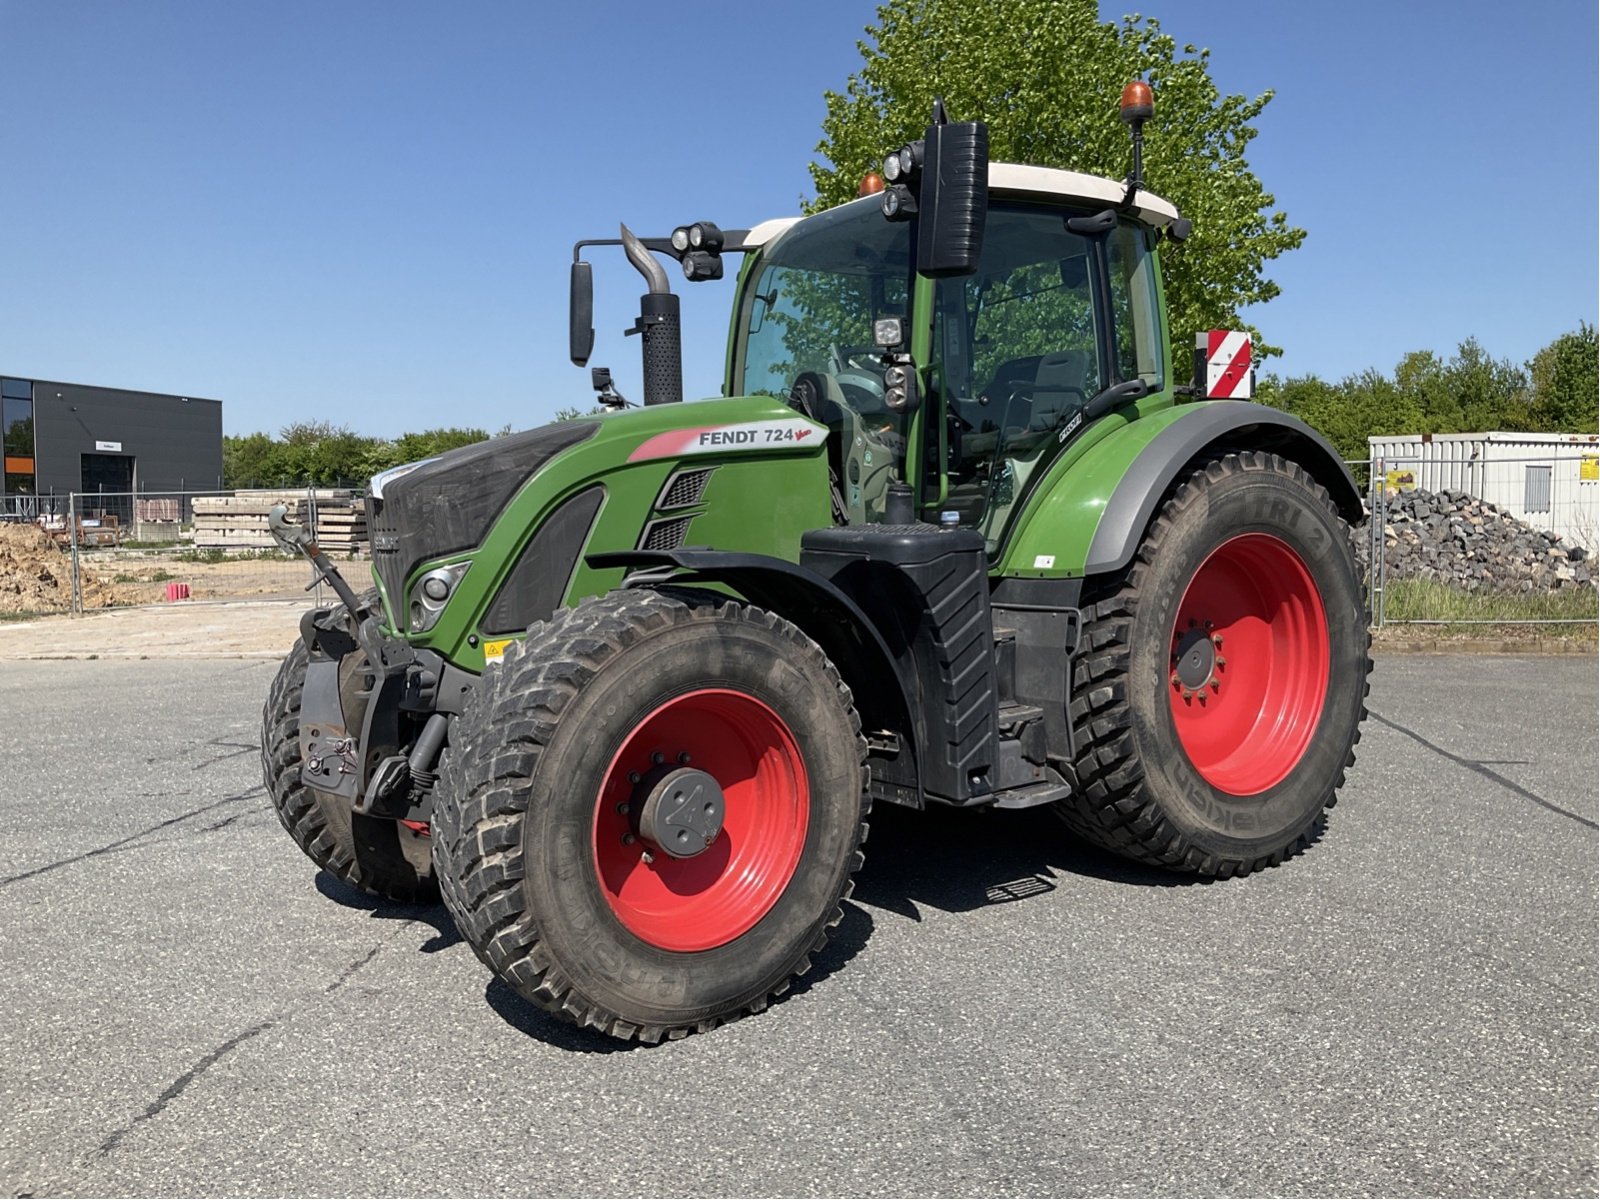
[
  {"xmin": 189, "ymin": 745, "xmax": 258, "ymax": 771},
  {"xmin": 0, "ymin": 787, "xmax": 267, "ymax": 890},
  {"xmin": 1369, "ymin": 709, "xmax": 1598, "ymax": 830},
  {"xmin": 89, "ymin": 935, "xmax": 397, "ymax": 1164},
  {"xmin": 325, "ymin": 943, "xmax": 384, "ymax": 994},
  {"xmin": 95, "ymin": 1020, "xmax": 276, "ymax": 1157}
]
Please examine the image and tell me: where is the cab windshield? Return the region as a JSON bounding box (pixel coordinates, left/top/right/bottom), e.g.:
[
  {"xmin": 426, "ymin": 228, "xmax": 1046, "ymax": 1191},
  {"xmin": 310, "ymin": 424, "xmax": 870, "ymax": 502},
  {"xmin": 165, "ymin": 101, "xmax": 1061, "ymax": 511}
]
[{"xmin": 735, "ymin": 199, "xmax": 911, "ymax": 524}]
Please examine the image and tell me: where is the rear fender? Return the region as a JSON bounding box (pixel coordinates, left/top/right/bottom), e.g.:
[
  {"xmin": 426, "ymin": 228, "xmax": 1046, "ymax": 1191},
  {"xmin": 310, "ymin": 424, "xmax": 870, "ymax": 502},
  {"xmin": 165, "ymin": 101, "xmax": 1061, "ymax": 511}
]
[
  {"xmin": 999, "ymin": 402, "xmax": 1360, "ymax": 579},
  {"xmin": 1082, "ymin": 404, "xmax": 1360, "ymax": 575}
]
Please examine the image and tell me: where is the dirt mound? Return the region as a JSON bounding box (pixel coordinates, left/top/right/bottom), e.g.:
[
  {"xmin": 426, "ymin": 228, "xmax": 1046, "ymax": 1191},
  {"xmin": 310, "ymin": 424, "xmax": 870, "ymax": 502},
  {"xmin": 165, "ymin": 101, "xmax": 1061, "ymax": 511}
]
[{"xmin": 0, "ymin": 524, "xmax": 139, "ymax": 613}]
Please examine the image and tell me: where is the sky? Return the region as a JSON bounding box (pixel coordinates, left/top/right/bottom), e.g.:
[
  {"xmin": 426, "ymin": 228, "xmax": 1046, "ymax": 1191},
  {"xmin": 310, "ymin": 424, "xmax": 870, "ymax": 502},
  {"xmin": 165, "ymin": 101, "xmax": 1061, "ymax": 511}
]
[{"xmin": 1, "ymin": 0, "xmax": 1594, "ymax": 438}]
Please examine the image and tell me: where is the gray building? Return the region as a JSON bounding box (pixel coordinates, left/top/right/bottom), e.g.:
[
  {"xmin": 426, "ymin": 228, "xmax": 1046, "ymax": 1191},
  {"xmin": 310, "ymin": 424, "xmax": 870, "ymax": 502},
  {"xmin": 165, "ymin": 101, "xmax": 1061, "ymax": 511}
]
[{"xmin": 2, "ymin": 375, "xmax": 223, "ymax": 521}]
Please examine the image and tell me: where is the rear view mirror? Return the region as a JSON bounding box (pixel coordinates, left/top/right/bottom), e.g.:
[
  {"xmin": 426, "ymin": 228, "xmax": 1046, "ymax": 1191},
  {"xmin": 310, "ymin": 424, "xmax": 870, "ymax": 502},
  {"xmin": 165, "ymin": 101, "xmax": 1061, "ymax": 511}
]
[
  {"xmin": 916, "ymin": 118, "xmax": 988, "ymax": 278},
  {"xmin": 570, "ymin": 261, "xmax": 595, "ymax": 367}
]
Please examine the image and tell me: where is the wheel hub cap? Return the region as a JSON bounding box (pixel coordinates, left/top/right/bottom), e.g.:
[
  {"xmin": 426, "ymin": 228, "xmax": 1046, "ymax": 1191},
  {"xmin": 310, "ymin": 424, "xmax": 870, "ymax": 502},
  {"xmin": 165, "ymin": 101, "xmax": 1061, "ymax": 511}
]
[{"xmin": 636, "ymin": 766, "xmax": 725, "ymax": 859}]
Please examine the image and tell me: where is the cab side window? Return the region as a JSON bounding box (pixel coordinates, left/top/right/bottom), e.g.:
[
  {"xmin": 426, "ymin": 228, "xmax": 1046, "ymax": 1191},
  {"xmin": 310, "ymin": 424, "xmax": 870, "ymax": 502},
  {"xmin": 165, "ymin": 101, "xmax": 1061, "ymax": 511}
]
[{"xmin": 1107, "ymin": 221, "xmax": 1165, "ymax": 388}]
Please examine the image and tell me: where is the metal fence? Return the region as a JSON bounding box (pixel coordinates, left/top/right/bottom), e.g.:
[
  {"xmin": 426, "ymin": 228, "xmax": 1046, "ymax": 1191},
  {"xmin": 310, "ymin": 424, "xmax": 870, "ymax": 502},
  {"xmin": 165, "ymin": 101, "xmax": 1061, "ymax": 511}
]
[
  {"xmin": 3, "ymin": 458, "xmax": 1596, "ymax": 628},
  {"xmin": 0, "ymin": 487, "xmax": 366, "ymax": 617},
  {"xmin": 1358, "ymin": 453, "xmax": 1598, "ymax": 628}
]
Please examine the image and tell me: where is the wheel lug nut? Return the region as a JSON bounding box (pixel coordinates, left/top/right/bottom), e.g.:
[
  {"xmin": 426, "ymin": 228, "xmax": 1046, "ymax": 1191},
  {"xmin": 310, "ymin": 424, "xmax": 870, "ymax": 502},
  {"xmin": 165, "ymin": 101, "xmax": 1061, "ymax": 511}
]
[
  {"xmin": 616, "ymin": 802, "xmax": 630, "ymax": 815},
  {"xmin": 640, "ymin": 850, "xmax": 655, "ymax": 865},
  {"xmin": 627, "ymin": 771, "xmax": 641, "ymax": 785},
  {"xmin": 1212, "ymin": 634, "xmax": 1223, "ymax": 648},
  {"xmin": 651, "ymin": 751, "xmax": 665, "ymax": 766},
  {"xmin": 1170, "ymin": 671, "xmax": 1181, "ymax": 688},
  {"xmin": 622, "ymin": 833, "xmax": 636, "ymax": 845},
  {"xmin": 1216, "ymin": 656, "xmax": 1226, "ymax": 669},
  {"xmin": 678, "ymin": 752, "xmax": 691, "ymax": 765}
]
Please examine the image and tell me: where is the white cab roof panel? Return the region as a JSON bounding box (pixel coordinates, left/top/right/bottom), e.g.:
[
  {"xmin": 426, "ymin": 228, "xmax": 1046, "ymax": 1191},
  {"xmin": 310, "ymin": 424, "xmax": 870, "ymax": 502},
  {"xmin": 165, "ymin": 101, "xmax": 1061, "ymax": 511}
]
[{"xmin": 742, "ymin": 162, "xmax": 1179, "ymax": 250}]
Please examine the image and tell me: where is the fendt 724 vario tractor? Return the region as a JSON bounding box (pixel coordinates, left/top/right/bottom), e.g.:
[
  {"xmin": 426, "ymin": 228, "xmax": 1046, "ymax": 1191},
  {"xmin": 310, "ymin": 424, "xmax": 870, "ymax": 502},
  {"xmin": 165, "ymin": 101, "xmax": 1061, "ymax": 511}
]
[{"xmin": 263, "ymin": 87, "xmax": 1369, "ymax": 1042}]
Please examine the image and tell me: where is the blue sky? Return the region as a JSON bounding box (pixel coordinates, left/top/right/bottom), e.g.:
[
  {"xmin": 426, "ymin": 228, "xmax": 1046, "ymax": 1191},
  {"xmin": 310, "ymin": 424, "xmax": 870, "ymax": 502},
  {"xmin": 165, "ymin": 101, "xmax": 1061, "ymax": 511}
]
[{"xmin": 2, "ymin": 0, "xmax": 1594, "ymax": 437}]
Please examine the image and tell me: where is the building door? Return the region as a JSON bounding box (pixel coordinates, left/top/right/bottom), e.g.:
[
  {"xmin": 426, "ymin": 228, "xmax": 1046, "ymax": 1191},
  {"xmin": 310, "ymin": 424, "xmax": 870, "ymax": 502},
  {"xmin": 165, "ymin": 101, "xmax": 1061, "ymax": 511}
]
[{"xmin": 81, "ymin": 453, "xmax": 134, "ymax": 526}]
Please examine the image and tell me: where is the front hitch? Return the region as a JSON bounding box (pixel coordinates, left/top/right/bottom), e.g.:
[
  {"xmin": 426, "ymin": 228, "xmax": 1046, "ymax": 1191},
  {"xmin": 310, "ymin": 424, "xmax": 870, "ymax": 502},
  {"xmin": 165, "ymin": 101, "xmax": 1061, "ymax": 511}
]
[{"xmin": 268, "ymin": 503, "xmax": 365, "ymax": 615}]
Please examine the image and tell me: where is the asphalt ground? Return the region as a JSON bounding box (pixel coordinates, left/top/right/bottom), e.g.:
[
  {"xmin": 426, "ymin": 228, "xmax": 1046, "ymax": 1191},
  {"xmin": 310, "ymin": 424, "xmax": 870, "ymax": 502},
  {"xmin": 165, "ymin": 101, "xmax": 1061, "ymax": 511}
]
[{"xmin": 0, "ymin": 655, "xmax": 1594, "ymax": 1198}]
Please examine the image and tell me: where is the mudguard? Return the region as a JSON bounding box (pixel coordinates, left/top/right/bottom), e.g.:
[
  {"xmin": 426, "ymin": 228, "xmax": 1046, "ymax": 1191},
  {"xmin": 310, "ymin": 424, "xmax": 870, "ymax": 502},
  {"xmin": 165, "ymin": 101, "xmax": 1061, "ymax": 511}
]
[
  {"xmin": 1001, "ymin": 401, "xmax": 1361, "ymax": 579},
  {"xmin": 587, "ymin": 547, "xmax": 922, "ymax": 800}
]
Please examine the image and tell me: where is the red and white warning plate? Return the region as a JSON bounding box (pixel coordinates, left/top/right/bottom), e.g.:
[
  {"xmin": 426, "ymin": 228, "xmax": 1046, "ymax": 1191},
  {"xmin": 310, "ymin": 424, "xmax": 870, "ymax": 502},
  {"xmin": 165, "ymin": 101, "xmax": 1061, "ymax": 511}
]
[{"xmin": 1199, "ymin": 330, "xmax": 1254, "ymax": 399}]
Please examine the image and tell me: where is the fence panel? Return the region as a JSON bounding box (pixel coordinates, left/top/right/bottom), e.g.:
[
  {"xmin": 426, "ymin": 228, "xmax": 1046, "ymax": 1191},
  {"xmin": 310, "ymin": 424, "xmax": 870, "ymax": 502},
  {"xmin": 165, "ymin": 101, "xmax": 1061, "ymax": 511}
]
[
  {"xmin": 1362, "ymin": 453, "xmax": 1598, "ymax": 627},
  {"xmin": 0, "ymin": 488, "xmax": 375, "ymax": 616}
]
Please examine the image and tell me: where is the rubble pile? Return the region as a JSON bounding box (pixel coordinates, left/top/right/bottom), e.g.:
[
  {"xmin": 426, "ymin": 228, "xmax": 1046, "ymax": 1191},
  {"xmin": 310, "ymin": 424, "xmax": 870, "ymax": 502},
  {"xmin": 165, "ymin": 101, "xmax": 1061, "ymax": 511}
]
[
  {"xmin": 1352, "ymin": 488, "xmax": 1596, "ymax": 593},
  {"xmin": 0, "ymin": 523, "xmax": 139, "ymax": 613}
]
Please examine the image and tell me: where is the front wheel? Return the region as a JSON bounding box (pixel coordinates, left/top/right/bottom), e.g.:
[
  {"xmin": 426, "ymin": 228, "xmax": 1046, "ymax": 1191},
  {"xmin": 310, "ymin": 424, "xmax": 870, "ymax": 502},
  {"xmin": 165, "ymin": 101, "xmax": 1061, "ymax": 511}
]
[
  {"xmin": 261, "ymin": 604, "xmax": 436, "ymax": 902},
  {"xmin": 432, "ymin": 589, "xmax": 869, "ymax": 1042},
  {"xmin": 1058, "ymin": 451, "xmax": 1370, "ymax": 876}
]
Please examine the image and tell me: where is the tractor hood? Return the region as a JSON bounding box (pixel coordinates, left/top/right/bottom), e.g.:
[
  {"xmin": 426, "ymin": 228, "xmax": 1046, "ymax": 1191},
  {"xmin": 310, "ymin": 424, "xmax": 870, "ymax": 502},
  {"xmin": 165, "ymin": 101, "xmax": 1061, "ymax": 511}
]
[
  {"xmin": 366, "ymin": 396, "xmax": 832, "ymax": 664},
  {"xmin": 369, "ymin": 420, "xmax": 600, "ymax": 622}
]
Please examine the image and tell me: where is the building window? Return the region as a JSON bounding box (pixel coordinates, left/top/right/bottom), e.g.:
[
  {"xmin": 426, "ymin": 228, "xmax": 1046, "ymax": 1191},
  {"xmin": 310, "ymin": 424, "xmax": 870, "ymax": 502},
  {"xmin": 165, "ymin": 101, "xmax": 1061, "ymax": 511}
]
[
  {"xmin": 1524, "ymin": 465, "xmax": 1553, "ymax": 514},
  {"xmin": 2, "ymin": 384, "xmax": 35, "ymax": 507}
]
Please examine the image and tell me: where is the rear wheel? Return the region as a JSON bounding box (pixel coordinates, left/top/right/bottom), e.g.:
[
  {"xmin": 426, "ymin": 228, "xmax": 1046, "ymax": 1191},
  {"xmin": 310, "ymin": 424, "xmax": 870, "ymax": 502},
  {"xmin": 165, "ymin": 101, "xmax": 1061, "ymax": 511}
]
[
  {"xmin": 1059, "ymin": 451, "xmax": 1370, "ymax": 876},
  {"xmin": 433, "ymin": 589, "xmax": 869, "ymax": 1042},
  {"xmin": 261, "ymin": 601, "xmax": 436, "ymax": 902}
]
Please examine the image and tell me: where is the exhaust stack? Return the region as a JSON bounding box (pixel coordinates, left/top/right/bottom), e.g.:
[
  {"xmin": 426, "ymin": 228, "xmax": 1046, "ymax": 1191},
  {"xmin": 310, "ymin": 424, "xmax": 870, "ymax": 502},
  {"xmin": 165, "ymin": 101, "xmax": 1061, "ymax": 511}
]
[{"xmin": 620, "ymin": 223, "xmax": 683, "ymax": 406}]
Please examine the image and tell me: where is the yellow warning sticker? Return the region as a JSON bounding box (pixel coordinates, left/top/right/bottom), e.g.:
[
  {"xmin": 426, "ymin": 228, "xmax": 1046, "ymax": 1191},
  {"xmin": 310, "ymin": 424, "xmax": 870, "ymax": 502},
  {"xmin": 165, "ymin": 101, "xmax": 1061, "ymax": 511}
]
[
  {"xmin": 1385, "ymin": 468, "xmax": 1417, "ymax": 491},
  {"xmin": 483, "ymin": 638, "xmax": 515, "ymax": 664},
  {"xmin": 1581, "ymin": 454, "xmax": 1598, "ymax": 481}
]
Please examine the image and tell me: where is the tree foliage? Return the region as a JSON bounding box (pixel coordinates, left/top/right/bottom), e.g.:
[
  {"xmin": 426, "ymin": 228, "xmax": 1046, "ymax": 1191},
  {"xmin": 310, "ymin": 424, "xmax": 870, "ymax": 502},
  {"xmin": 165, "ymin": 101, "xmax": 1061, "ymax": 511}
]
[
  {"xmin": 1526, "ymin": 321, "xmax": 1598, "ymax": 432},
  {"xmin": 810, "ymin": 0, "xmax": 1306, "ymax": 371},
  {"xmin": 1256, "ymin": 326, "xmax": 1595, "ymax": 462},
  {"xmin": 222, "ymin": 424, "xmax": 493, "ymax": 488}
]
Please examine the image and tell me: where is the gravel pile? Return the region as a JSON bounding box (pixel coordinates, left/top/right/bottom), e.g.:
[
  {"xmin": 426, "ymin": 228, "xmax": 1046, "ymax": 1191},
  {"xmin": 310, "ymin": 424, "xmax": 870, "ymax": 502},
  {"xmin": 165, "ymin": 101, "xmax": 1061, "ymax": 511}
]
[{"xmin": 1351, "ymin": 488, "xmax": 1596, "ymax": 593}]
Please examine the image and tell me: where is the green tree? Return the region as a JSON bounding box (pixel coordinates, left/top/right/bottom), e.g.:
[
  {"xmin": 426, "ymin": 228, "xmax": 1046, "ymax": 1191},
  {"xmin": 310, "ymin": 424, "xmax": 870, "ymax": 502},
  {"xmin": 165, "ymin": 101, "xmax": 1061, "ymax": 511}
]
[
  {"xmin": 1526, "ymin": 322, "xmax": 1598, "ymax": 432},
  {"xmin": 811, "ymin": 0, "xmax": 1306, "ymax": 373},
  {"xmin": 1444, "ymin": 338, "xmax": 1529, "ymax": 432}
]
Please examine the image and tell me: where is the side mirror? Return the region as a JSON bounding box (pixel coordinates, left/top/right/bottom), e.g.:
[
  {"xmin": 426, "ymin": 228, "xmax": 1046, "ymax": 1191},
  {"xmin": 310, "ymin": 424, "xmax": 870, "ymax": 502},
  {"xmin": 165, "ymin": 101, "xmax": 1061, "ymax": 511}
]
[
  {"xmin": 916, "ymin": 118, "xmax": 988, "ymax": 278},
  {"xmin": 569, "ymin": 261, "xmax": 594, "ymax": 367}
]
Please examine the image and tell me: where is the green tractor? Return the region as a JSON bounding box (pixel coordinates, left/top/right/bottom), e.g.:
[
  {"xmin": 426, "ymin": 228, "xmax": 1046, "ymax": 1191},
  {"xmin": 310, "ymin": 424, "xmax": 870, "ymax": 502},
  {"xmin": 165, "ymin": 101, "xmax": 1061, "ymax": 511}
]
[{"xmin": 263, "ymin": 89, "xmax": 1368, "ymax": 1042}]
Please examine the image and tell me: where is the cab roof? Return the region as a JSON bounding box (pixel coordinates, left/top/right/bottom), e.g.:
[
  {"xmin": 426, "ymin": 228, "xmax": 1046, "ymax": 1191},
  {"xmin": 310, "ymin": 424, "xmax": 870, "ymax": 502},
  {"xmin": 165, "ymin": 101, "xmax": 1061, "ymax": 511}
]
[{"xmin": 743, "ymin": 162, "xmax": 1179, "ymax": 248}]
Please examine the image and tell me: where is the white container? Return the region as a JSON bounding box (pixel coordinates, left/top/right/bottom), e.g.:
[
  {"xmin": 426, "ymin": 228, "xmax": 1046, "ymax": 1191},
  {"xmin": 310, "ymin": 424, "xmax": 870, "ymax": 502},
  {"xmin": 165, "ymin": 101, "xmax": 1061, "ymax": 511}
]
[{"xmin": 1366, "ymin": 432, "xmax": 1600, "ymax": 551}]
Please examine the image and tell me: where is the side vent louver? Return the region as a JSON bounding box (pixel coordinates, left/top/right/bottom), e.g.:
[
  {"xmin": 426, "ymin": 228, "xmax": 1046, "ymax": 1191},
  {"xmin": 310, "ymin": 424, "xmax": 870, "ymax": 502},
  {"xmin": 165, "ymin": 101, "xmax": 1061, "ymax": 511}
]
[
  {"xmin": 657, "ymin": 467, "xmax": 714, "ymax": 510},
  {"xmin": 639, "ymin": 516, "xmax": 693, "ymax": 551}
]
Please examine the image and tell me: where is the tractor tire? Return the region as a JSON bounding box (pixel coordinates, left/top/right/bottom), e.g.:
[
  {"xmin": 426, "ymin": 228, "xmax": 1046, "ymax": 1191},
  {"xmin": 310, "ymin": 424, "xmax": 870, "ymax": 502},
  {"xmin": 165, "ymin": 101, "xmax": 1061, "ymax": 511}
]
[
  {"xmin": 1059, "ymin": 450, "xmax": 1370, "ymax": 877},
  {"xmin": 432, "ymin": 588, "xmax": 869, "ymax": 1043},
  {"xmin": 261, "ymin": 599, "xmax": 437, "ymax": 902}
]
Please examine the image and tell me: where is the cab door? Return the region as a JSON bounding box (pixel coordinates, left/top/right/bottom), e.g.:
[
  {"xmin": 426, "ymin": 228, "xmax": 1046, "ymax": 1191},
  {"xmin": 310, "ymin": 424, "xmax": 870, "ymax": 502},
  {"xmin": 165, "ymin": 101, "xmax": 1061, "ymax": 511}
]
[{"xmin": 924, "ymin": 202, "xmax": 1169, "ymax": 555}]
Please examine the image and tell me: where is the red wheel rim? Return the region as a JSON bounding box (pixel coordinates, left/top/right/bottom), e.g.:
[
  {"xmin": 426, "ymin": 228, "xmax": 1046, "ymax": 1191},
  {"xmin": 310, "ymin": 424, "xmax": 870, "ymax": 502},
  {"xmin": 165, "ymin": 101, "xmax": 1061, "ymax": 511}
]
[
  {"xmin": 592, "ymin": 689, "xmax": 809, "ymax": 952},
  {"xmin": 1168, "ymin": 534, "xmax": 1330, "ymax": 796}
]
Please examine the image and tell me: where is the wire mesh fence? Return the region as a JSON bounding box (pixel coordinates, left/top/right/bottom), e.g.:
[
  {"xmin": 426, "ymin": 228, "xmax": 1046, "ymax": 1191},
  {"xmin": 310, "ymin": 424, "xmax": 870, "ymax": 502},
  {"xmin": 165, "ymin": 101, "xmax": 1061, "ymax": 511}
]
[
  {"xmin": 0, "ymin": 487, "xmax": 370, "ymax": 617},
  {"xmin": 1356, "ymin": 452, "xmax": 1598, "ymax": 628},
  {"xmin": 3, "ymin": 456, "xmax": 1597, "ymax": 629}
]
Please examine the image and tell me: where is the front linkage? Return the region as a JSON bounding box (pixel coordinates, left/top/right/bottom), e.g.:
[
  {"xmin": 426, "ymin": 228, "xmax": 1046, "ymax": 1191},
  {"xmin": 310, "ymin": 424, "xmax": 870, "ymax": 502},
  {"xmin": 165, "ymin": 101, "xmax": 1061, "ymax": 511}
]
[{"xmin": 268, "ymin": 503, "xmax": 465, "ymax": 828}]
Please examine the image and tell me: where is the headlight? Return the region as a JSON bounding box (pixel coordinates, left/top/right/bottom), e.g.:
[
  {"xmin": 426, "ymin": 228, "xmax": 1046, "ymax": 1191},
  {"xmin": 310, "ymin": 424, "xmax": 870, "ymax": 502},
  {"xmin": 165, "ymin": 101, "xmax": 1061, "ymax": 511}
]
[{"xmin": 409, "ymin": 561, "xmax": 471, "ymax": 633}]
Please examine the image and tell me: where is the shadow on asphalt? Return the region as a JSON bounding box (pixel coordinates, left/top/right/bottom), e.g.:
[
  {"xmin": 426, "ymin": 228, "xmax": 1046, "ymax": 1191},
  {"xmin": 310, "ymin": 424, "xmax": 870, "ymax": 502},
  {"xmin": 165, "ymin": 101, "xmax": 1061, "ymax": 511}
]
[
  {"xmin": 314, "ymin": 871, "xmax": 462, "ymax": 952},
  {"xmin": 481, "ymin": 901, "xmax": 876, "ymax": 1054},
  {"xmin": 851, "ymin": 802, "xmax": 1219, "ymax": 923},
  {"xmin": 311, "ymin": 806, "xmax": 1245, "ymax": 1051}
]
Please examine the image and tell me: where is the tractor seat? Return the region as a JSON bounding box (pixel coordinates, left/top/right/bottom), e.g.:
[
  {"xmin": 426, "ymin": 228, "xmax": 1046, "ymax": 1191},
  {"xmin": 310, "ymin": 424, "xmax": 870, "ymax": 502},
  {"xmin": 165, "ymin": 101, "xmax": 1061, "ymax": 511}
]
[{"xmin": 1027, "ymin": 349, "xmax": 1090, "ymax": 432}]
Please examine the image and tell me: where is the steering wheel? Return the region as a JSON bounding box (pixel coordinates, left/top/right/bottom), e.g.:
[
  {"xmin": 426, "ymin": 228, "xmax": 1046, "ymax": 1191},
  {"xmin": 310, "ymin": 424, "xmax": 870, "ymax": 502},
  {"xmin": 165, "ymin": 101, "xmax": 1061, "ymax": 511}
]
[{"xmin": 830, "ymin": 343, "xmax": 882, "ymax": 375}]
